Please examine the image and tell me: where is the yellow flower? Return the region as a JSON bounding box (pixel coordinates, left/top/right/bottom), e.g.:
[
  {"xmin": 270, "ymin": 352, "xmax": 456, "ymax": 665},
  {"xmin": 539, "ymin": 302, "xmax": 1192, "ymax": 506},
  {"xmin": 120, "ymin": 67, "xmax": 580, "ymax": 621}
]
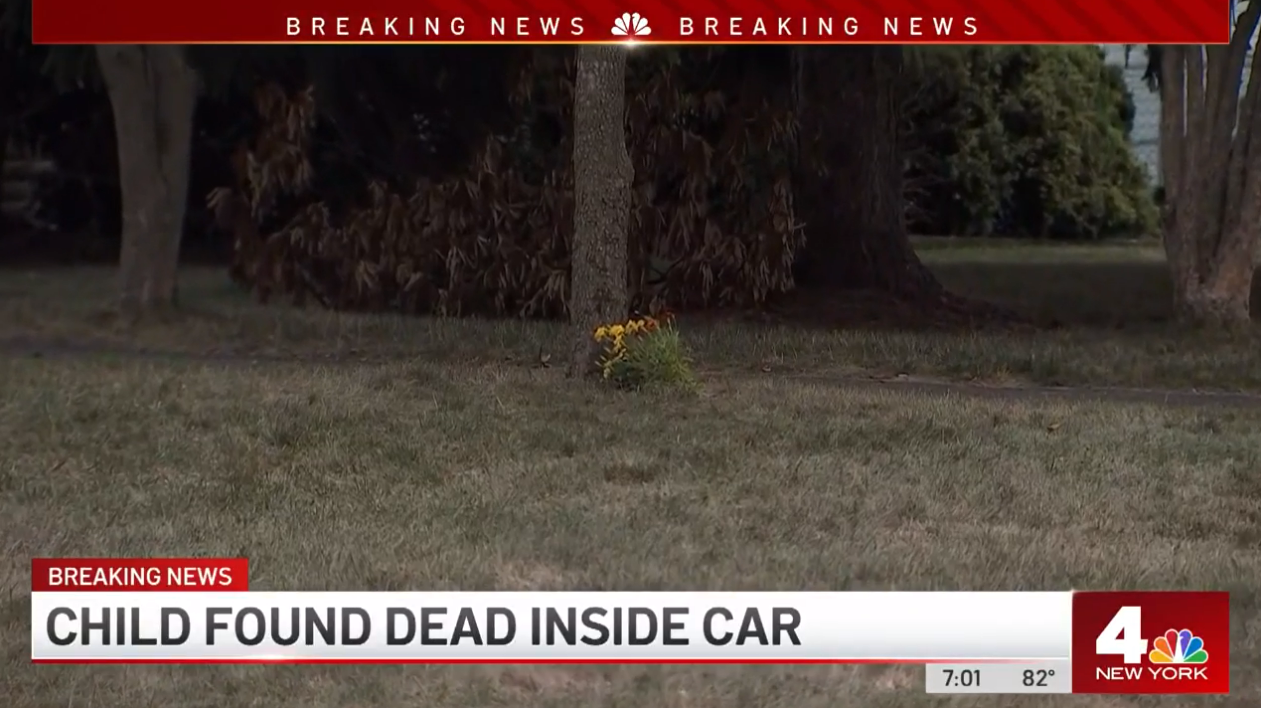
[
  {"xmin": 610, "ymin": 324, "xmax": 625, "ymax": 337},
  {"xmin": 594, "ymin": 326, "xmax": 609, "ymax": 340}
]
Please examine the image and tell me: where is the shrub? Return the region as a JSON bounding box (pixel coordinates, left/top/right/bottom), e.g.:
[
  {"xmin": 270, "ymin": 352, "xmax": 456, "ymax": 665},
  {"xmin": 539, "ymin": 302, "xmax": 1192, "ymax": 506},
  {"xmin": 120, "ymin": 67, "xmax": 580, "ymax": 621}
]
[
  {"xmin": 223, "ymin": 49, "xmax": 800, "ymax": 318},
  {"xmin": 903, "ymin": 46, "xmax": 1158, "ymax": 240},
  {"xmin": 593, "ymin": 314, "xmax": 697, "ymax": 392}
]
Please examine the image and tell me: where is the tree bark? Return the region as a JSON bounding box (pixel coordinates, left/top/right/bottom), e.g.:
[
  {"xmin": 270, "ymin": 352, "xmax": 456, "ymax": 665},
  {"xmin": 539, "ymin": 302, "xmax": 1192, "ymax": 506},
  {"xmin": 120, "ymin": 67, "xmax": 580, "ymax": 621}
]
[
  {"xmin": 792, "ymin": 46, "xmax": 941, "ymax": 299},
  {"xmin": 1157, "ymin": 12, "xmax": 1261, "ymax": 328},
  {"xmin": 568, "ymin": 46, "xmax": 631, "ymax": 377},
  {"xmin": 95, "ymin": 45, "xmax": 197, "ymax": 320},
  {"xmin": 0, "ymin": 126, "xmax": 9, "ymax": 238}
]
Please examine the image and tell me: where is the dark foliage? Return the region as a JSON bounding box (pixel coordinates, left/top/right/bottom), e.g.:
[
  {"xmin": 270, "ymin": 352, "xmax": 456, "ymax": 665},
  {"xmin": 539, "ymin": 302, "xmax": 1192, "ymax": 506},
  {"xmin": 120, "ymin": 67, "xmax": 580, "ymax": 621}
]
[
  {"xmin": 902, "ymin": 46, "xmax": 1157, "ymax": 240},
  {"xmin": 3, "ymin": 41, "xmax": 1158, "ymax": 275},
  {"xmin": 218, "ymin": 48, "xmax": 799, "ymax": 316}
]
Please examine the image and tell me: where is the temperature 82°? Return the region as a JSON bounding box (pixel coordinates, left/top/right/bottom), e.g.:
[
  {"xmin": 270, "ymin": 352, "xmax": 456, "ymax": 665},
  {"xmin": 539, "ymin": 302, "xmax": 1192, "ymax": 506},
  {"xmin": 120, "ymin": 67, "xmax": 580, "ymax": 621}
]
[{"xmin": 1022, "ymin": 668, "xmax": 1057, "ymax": 688}]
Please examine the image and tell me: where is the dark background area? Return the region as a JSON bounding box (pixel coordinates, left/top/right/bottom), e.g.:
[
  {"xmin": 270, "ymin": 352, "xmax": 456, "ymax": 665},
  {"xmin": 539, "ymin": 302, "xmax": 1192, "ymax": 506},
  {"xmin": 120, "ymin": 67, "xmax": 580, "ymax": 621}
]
[{"xmin": 1, "ymin": 45, "xmax": 1155, "ymax": 269}]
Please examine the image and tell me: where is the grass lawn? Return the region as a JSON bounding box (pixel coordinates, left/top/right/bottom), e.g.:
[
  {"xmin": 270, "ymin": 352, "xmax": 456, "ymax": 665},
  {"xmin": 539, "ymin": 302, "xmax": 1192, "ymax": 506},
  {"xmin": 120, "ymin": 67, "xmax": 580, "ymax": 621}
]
[
  {"xmin": 3, "ymin": 238, "xmax": 1260, "ymax": 391},
  {"xmin": 2, "ymin": 355, "xmax": 1259, "ymax": 707}
]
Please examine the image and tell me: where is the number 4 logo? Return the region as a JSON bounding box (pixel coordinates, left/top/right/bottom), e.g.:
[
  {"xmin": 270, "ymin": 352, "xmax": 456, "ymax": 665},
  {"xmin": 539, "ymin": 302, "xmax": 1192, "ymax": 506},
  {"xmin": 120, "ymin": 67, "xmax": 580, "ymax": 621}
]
[{"xmin": 1095, "ymin": 606, "xmax": 1147, "ymax": 664}]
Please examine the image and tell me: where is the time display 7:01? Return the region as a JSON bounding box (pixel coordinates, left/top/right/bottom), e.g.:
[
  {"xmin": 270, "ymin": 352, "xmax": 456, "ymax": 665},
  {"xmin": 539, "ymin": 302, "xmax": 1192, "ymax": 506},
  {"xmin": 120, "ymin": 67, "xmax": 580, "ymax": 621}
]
[{"xmin": 941, "ymin": 668, "xmax": 982, "ymax": 687}]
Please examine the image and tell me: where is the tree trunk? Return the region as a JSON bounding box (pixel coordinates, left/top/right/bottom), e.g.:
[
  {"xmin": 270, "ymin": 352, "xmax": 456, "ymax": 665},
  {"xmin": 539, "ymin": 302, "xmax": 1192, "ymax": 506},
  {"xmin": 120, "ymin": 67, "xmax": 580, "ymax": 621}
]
[
  {"xmin": 568, "ymin": 46, "xmax": 632, "ymax": 377},
  {"xmin": 1156, "ymin": 17, "xmax": 1261, "ymax": 329},
  {"xmin": 792, "ymin": 46, "xmax": 941, "ymax": 299},
  {"xmin": 94, "ymin": 45, "xmax": 197, "ymax": 320},
  {"xmin": 0, "ymin": 126, "xmax": 9, "ymax": 239}
]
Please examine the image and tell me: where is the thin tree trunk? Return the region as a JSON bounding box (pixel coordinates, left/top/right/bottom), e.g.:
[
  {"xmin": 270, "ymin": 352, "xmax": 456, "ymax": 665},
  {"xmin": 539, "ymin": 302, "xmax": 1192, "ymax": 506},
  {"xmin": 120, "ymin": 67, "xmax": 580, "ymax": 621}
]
[
  {"xmin": 0, "ymin": 125, "xmax": 9, "ymax": 239},
  {"xmin": 1159, "ymin": 46, "xmax": 1194, "ymax": 308},
  {"xmin": 568, "ymin": 46, "xmax": 631, "ymax": 377},
  {"xmin": 95, "ymin": 45, "xmax": 197, "ymax": 320},
  {"xmin": 792, "ymin": 46, "xmax": 941, "ymax": 299}
]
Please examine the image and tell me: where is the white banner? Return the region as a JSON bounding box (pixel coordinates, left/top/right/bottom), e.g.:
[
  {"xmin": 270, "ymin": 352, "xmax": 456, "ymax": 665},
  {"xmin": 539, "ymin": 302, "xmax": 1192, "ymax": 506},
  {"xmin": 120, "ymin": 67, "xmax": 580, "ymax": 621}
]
[{"xmin": 31, "ymin": 591, "xmax": 1072, "ymax": 662}]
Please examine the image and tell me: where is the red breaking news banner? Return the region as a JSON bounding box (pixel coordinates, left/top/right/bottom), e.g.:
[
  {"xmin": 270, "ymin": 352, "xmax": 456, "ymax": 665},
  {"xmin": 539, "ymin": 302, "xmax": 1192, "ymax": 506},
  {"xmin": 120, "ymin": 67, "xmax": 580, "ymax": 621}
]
[
  {"xmin": 31, "ymin": 558, "xmax": 250, "ymax": 592},
  {"xmin": 1071, "ymin": 591, "xmax": 1230, "ymax": 695},
  {"xmin": 31, "ymin": 0, "xmax": 1228, "ymax": 44}
]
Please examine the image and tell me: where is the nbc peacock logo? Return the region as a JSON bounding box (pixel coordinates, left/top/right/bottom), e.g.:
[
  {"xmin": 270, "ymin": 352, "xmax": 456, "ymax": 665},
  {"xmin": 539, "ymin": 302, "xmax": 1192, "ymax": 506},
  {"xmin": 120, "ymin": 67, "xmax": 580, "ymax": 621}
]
[
  {"xmin": 1149, "ymin": 629, "xmax": 1209, "ymax": 664},
  {"xmin": 611, "ymin": 12, "xmax": 651, "ymax": 39}
]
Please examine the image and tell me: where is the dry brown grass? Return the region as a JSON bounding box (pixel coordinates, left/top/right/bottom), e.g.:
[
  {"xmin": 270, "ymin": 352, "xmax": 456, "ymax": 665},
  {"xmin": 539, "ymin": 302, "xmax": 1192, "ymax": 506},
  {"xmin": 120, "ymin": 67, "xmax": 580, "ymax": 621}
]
[{"xmin": 1, "ymin": 354, "xmax": 1259, "ymax": 707}]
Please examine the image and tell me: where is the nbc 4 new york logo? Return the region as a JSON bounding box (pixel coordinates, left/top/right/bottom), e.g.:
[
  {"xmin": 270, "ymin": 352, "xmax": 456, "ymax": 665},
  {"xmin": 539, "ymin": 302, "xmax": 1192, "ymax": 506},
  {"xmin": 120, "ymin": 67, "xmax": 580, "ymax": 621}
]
[
  {"xmin": 611, "ymin": 12, "xmax": 650, "ymax": 38},
  {"xmin": 1095, "ymin": 606, "xmax": 1210, "ymax": 682}
]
